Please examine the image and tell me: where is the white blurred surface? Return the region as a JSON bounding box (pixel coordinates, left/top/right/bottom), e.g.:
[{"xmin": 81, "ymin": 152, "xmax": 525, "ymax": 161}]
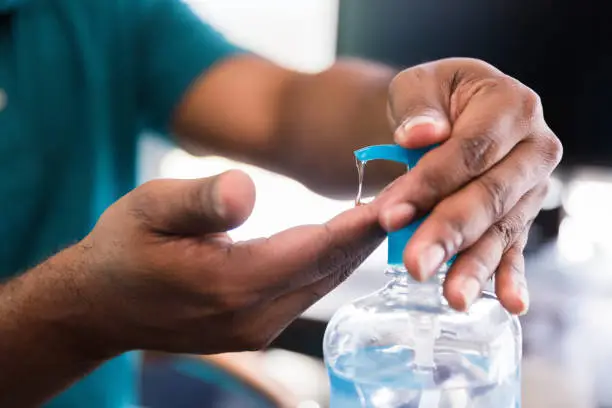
[{"xmin": 186, "ymin": 0, "xmax": 338, "ymax": 72}]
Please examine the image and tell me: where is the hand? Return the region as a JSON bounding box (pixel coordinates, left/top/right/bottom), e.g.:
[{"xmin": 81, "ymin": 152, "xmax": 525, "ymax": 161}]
[
  {"xmin": 378, "ymin": 57, "xmax": 562, "ymax": 314},
  {"xmin": 74, "ymin": 170, "xmax": 384, "ymax": 355}
]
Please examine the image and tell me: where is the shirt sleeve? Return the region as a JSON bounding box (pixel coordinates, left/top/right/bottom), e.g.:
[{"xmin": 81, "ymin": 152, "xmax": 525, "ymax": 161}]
[{"xmin": 136, "ymin": 0, "xmax": 245, "ymax": 135}]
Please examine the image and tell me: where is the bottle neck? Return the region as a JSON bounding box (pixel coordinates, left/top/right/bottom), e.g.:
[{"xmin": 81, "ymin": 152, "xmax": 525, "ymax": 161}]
[
  {"xmin": 385, "ymin": 264, "xmax": 447, "ymax": 285},
  {"xmin": 383, "ymin": 264, "xmax": 448, "ymax": 305}
]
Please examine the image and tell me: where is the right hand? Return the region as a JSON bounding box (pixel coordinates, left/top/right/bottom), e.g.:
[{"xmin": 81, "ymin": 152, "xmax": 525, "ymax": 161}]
[{"xmin": 71, "ymin": 170, "xmax": 384, "ymax": 356}]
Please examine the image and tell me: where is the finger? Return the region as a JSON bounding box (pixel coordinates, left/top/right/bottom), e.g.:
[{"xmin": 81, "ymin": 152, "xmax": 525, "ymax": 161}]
[
  {"xmin": 246, "ymin": 255, "xmax": 378, "ymax": 347},
  {"xmin": 382, "ymin": 64, "xmax": 561, "ymax": 225},
  {"xmin": 228, "ymin": 203, "xmax": 385, "ymax": 296},
  {"xmin": 388, "ymin": 59, "xmax": 507, "ymax": 148},
  {"xmin": 395, "ymin": 142, "xmax": 551, "ymax": 280},
  {"xmin": 442, "ymin": 226, "xmax": 530, "ymax": 314},
  {"xmin": 387, "ymin": 62, "xmax": 452, "ymax": 147},
  {"xmin": 379, "ymin": 131, "xmax": 559, "ymax": 233},
  {"xmin": 392, "ymin": 109, "xmax": 452, "ymax": 148},
  {"xmin": 496, "ymin": 241, "xmax": 530, "ymax": 316},
  {"xmin": 441, "ymin": 186, "xmax": 544, "ymax": 311},
  {"xmin": 380, "ymin": 102, "xmax": 550, "ymax": 217},
  {"xmin": 129, "ymin": 170, "xmax": 255, "ymax": 235}
]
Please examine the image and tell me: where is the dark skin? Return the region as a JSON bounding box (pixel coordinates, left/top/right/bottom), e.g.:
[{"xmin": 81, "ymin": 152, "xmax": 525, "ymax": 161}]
[{"xmin": 0, "ymin": 56, "xmax": 561, "ymax": 407}]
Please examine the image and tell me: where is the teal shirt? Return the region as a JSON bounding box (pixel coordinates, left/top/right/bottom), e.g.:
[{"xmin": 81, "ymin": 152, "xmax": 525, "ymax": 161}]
[{"xmin": 0, "ymin": 0, "xmax": 240, "ymax": 406}]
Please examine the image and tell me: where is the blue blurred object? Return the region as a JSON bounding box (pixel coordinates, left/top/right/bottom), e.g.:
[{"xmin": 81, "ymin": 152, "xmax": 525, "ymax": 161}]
[{"xmin": 141, "ymin": 355, "xmax": 277, "ymax": 408}]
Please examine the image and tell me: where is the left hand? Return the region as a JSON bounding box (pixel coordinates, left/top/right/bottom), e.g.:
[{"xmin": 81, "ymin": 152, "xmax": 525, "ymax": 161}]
[{"xmin": 377, "ymin": 57, "xmax": 562, "ymax": 314}]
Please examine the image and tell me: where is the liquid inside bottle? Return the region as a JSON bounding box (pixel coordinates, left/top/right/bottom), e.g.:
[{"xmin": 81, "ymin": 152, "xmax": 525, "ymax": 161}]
[{"xmin": 324, "ymin": 267, "xmax": 522, "ymax": 408}]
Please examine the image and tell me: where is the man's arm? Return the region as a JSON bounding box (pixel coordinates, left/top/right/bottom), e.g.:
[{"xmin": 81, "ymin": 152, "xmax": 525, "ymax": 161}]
[
  {"xmin": 0, "ymin": 247, "xmax": 113, "ymax": 408},
  {"xmin": 173, "ymin": 55, "xmax": 400, "ymax": 199},
  {"xmin": 0, "ymin": 170, "xmax": 384, "ymax": 407}
]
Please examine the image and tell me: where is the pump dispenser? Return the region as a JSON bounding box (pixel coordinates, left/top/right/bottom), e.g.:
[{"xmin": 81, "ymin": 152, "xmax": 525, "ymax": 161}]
[{"xmin": 323, "ymin": 144, "xmax": 522, "ymax": 408}]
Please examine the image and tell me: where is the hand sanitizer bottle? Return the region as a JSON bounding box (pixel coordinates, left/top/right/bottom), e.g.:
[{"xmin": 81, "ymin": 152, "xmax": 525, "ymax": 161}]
[{"xmin": 323, "ymin": 144, "xmax": 522, "ymax": 408}]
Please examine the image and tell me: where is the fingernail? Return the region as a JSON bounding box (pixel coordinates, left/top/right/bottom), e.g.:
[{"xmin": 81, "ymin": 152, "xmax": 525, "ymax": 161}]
[
  {"xmin": 395, "ymin": 115, "xmax": 441, "ymax": 144},
  {"xmin": 517, "ymin": 281, "xmax": 530, "ymax": 316},
  {"xmin": 459, "ymin": 276, "xmax": 481, "ymax": 311},
  {"xmin": 380, "ymin": 203, "xmax": 416, "ymax": 232},
  {"xmin": 417, "ymin": 245, "xmax": 445, "ymax": 281},
  {"xmin": 211, "ymin": 176, "xmax": 226, "ymax": 219}
]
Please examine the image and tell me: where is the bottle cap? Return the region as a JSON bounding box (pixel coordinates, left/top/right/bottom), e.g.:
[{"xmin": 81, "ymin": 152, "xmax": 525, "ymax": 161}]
[{"xmin": 354, "ymin": 144, "xmax": 437, "ymax": 266}]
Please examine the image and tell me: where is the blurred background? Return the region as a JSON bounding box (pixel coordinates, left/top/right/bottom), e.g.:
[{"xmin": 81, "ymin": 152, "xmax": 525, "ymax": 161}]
[{"xmin": 139, "ymin": 1, "xmax": 612, "ymax": 407}]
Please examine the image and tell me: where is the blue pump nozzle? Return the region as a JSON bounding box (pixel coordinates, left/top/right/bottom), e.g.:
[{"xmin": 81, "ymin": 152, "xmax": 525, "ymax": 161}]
[{"xmin": 354, "ymin": 144, "xmax": 435, "ymax": 266}]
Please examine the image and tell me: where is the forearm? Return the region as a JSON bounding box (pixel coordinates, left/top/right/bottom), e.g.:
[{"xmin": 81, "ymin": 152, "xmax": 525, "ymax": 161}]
[
  {"xmin": 174, "ymin": 55, "xmax": 402, "ymax": 198},
  {"xmin": 275, "ymin": 58, "xmax": 401, "ymax": 199},
  {"xmin": 0, "ymin": 246, "xmax": 112, "ymax": 407}
]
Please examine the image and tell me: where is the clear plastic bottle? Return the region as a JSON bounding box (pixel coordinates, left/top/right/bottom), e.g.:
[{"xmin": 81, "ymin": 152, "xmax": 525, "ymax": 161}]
[{"xmin": 323, "ymin": 145, "xmax": 522, "ymax": 408}]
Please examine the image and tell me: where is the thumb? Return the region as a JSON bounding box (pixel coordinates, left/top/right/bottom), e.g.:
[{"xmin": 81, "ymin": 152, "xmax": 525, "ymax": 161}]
[
  {"xmin": 131, "ymin": 170, "xmax": 256, "ymax": 235},
  {"xmin": 388, "ymin": 66, "xmax": 452, "ymax": 149},
  {"xmin": 393, "ymin": 113, "xmax": 451, "ymax": 148}
]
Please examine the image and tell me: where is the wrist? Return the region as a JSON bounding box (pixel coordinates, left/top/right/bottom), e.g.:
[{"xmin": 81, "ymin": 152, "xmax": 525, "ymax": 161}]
[
  {"xmin": 277, "ymin": 60, "xmax": 399, "ymax": 198},
  {"xmin": 0, "ymin": 245, "xmax": 121, "ymax": 406},
  {"xmin": 8, "ymin": 244, "xmax": 121, "ymax": 362}
]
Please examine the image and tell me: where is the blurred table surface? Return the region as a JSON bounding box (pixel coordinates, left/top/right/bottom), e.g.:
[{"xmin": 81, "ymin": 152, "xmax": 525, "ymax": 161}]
[{"xmin": 290, "ymin": 240, "xmax": 612, "ymax": 408}]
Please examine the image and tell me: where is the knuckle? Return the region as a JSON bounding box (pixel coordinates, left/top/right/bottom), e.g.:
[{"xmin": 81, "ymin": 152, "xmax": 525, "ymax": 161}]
[
  {"xmin": 474, "ymin": 76, "xmax": 533, "ymax": 115},
  {"xmin": 525, "ymin": 182, "xmax": 551, "ymax": 210},
  {"xmin": 387, "ymin": 72, "xmax": 408, "ymax": 114},
  {"xmin": 477, "ymin": 176, "xmax": 510, "ymax": 220},
  {"xmin": 505, "ymin": 247, "xmax": 526, "ymax": 275},
  {"xmin": 128, "ymin": 180, "xmax": 164, "ymax": 225},
  {"xmin": 491, "ymin": 215, "xmax": 525, "ymax": 249},
  {"xmin": 388, "ymin": 64, "xmax": 437, "ymax": 121},
  {"xmin": 524, "ymin": 217, "xmax": 536, "ymax": 232},
  {"xmin": 519, "ymin": 86, "xmax": 542, "ymax": 121},
  {"xmin": 537, "ymin": 181, "xmax": 551, "ymax": 200},
  {"xmin": 540, "ymin": 133, "xmax": 564, "ymax": 167},
  {"xmin": 186, "ymin": 179, "xmax": 208, "ymax": 218},
  {"xmin": 493, "ymin": 74, "xmax": 516, "ymax": 91},
  {"xmin": 431, "ymin": 208, "xmax": 466, "ymax": 255},
  {"xmin": 509, "ymin": 260, "xmax": 525, "ymax": 278},
  {"xmin": 460, "ymin": 132, "xmax": 501, "ymax": 176},
  {"xmin": 459, "ymin": 252, "xmax": 490, "ymax": 281},
  {"xmin": 472, "ymin": 76, "xmax": 512, "ymax": 98},
  {"xmin": 516, "ymin": 229, "xmax": 532, "ymax": 252},
  {"xmin": 390, "ymin": 64, "xmax": 431, "ymax": 91},
  {"xmin": 414, "ymin": 168, "xmax": 446, "ymax": 205}
]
